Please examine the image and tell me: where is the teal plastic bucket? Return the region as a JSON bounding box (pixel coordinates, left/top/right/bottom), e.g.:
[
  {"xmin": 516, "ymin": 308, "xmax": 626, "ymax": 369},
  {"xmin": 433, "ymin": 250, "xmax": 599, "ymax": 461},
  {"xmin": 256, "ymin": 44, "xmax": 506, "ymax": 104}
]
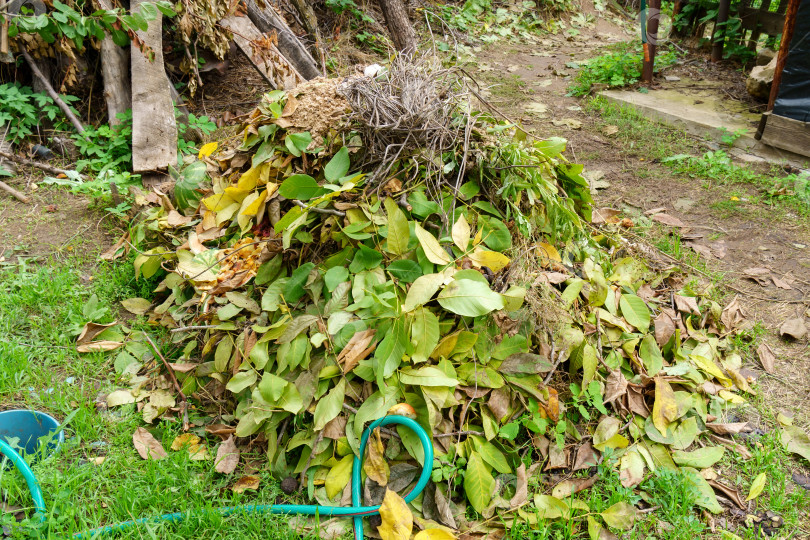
[{"xmin": 0, "ymin": 409, "xmax": 63, "ymax": 461}]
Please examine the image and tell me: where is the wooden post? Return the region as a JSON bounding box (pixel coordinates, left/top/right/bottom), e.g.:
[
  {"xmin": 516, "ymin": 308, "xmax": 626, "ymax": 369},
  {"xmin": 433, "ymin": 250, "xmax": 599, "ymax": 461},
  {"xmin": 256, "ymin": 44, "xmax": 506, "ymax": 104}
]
[
  {"xmin": 96, "ymin": 0, "xmax": 131, "ymax": 125},
  {"xmin": 641, "ymin": 0, "xmax": 661, "ymax": 84},
  {"xmin": 378, "ymin": 0, "xmax": 417, "ymax": 52},
  {"xmin": 245, "ymin": 0, "xmax": 320, "ymax": 80},
  {"xmin": 711, "ymin": 0, "xmax": 732, "ymax": 62},
  {"xmin": 130, "ymin": 0, "xmax": 177, "ymax": 186}
]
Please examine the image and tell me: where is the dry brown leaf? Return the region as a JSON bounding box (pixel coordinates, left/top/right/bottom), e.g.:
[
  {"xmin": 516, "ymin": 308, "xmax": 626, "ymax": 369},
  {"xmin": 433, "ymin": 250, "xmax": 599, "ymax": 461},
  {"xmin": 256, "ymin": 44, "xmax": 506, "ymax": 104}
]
[
  {"xmin": 720, "ymin": 296, "xmax": 746, "ymax": 331},
  {"xmin": 232, "ymin": 475, "xmax": 261, "ymax": 493},
  {"xmin": 756, "ymin": 343, "xmax": 776, "ymax": 373},
  {"xmin": 77, "ymin": 321, "xmax": 117, "ymax": 345},
  {"xmin": 215, "ymin": 435, "xmax": 240, "ymax": 474},
  {"xmin": 132, "ymin": 427, "xmax": 167, "ymax": 460},
  {"xmin": 487, "ymin": 387, "xmax": 512, "ymax": 422},
  {"xmin": 603, "ymin": 369, "xmax": 628, "ymax": 404},
  {"xmin": 707, "ymin": 479, "xmax": 745, "ymax": 510},
  {"xmin": 573, "ymin": 442, "xmax": 598, "ymax": 471},
  {"xmin": 551, "ymin": 475, "xmax": 598, "ymax": 498},
  {"xmin": 544, "ymin": 441, "xmax": 568, "ymax": 470},
  {"xmin": 77, "ymin": 340, "xmax": 123, "ymax": 353},
  {"xmin": 167, "ymin": 210, "xmax": 192, "ymax": 227},
  {"xmin": 509, "ymin": 463, "xmax": 527, "ymax": 508},
  {"xmin": 743, "ymin": 267, "xmax": 771, "ymax": 286},
  {"xmin": 644, "ymin": 207, "xmax": 667, "ymax": 216},
  {"xmin": 323, "ymin": 415, "xmax": 347, "ymax": 440},
  {"xmin": 674, "ymin": 295, "xmax": 700, "ymax": 316},
  {"xmin": 651, "ymin": 213, "xmax": 684, "ymax": 227},
  {"xmin": 591, "ymin": 207, "xmax": 621, "ymax": 225},
  {"xmin": 168, "ymin": 362, "xmax": 198, "ymax": 373},
  {"xmin": 337, "ymin": 329, "xmax": 376, "ymax": 373},
  {"xmin": 364, "ymin": 430, "xmax": 390, "ymax": 486},
  {"xmin": 205, "ymin": 424, "xmax": 236, "ymax": 440},
  {"xmin": 706, "ymin": 422, "xmax": 751, "ymax": 435},
  {"xmin": 654, "ymin": 309, "xmax": 677, "ymax": 347},
  {"xmin": 772, "ymin": 276, "xmax": 793, "ymax": 290},
  {"xmin": 779, "ymin": 318, "xmax": 807, "ymax": 340},
  {"xmin": 626, "ymin": 384, "xmax": 650, "ymax": 418},
  {"xmin": 603, "ymin": 124, "xmax": 619, "ymax": 136}
]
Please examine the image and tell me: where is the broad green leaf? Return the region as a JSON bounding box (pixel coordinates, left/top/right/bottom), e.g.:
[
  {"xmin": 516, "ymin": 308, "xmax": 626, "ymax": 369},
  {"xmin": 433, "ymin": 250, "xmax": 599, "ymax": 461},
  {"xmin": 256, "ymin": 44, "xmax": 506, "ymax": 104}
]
[
  {"xmin": 746, "ymin": 472, "xmax": 767, "ymax": 501},
  {"xmin": 279, "ymin": 174, "xmax": 325, "ymax": 200},
  {"xmin": 313, "ymin": 379, "xmax": 346, "ymax": 431},
  {"xmin": 384, "ymin": 198, "xmax": 410, "ymax": 255},
  {"xmin": 620, "ymin": 294, "xmax": 650, "ymax": 332},
  {"xmin": 671, "ymin": 416, "xmax": 699, "ymax": 450},
  {"xmin": 121, "ymin": 297, "xmax": 151, "ymax": 315},
  {"xmin": 681, "ymin": 467, "xmax": 722, "ymax": 513},
  {"xmin": 414, "ymin": 224, "xmax": 452, "ymax": 265},
  {"xmin": 255, "ymin": 254, "xmax": 282, "ymax": 285},
  {"xmin": 480, "ymin": 216, "xmax": 511, "ymax": 251},
  {"xmin": 285, "ymin": 131, "xmax": 311, "ymax": 157},
  {"xmin": 672, "ymin": 446, "xmax": 725, "ymax": 468},
  {"xmin": 451, "ymin": 214, "xmax": 471, "ymax": 251},
  {"xmin": 472, "ymin": 436, "xmax": 511, "ymax": 474},
  {"xmin": 174, "ymin": 161, "xmax": 206, "ymax": 210},
  {"xmin": 324, "ymin": 266, "xmax": 350, "ymax": 292},
  {"xmin": 258, "ymin": 372, "xmax": 288, "ymax": 402},
  {"xmin": 464, "ymin": 452, "xmax": 494, "ymax": 514},
  {"xmin": 226, "ymin": 370, "xmax": 257, "ymax": 394},
  {"xmin": 284, "ymin": 263, "xmax": 315, "ymax": 303},
  {"xmin": 410, "ymin": 307, "xmax": 439, "ymax": 364},
  {"xmin": 533, "ymin": 494, "xmax": 567, "ymax": 519},
  {"xmin": 399, "ymin": 366, "xmax": 459, "ymax": 387},
  {"xmin": 437, "ymin": 279, "xmax": 504, "ymax": 317},
  {"xmin": 600, "ymin": 501, "xmax": 637, "ymax": 530},
  {"xmin": 639, "ymin": 334, "xmax": 663, "ymax": 375},
  {"xmin": 324, "ymin": 147, "xmax": 350, "ymax": 182},
  {"xmin": 353, "ymin": 389, "xmax": 399, "ymax": 441},
  {"xmin": 387, "ymin": 260, "xmax": 422, "ymax": 283},
  {"xmin": 325, "ymin": 455, "xmax": 353, "ymax": 499},
  {"xmin": 560, "ymin": 279, "xmax": 584, "ymax": 308},
  {"xmin": 402, "ymin": 273, "xmax": 444, "ymax": 312}
]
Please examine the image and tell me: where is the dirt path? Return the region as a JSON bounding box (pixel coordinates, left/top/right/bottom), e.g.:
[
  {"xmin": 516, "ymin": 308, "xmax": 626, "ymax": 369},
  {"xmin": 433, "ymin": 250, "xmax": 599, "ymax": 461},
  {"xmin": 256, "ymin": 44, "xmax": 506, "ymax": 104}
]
[{"xmin": 470, "ymin": 13, "xmax": 810, "ymax": 429}]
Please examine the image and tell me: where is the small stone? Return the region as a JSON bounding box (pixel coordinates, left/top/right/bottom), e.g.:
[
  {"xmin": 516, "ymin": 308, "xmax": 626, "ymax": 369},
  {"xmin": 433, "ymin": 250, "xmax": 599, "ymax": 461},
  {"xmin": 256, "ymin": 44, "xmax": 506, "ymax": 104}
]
[
  {"xmin": 665, "ymin": 75, "xmax": 681, "ymax": 82},
  {"xmin": 281, "ymin": 476, "xmax": 298, "ymax": 494}
]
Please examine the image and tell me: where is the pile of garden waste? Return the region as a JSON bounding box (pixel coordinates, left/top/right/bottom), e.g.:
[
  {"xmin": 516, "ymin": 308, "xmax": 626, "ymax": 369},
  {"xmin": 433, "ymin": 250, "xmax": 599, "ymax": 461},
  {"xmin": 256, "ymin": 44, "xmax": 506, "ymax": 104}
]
[{"xmin": 98, "ymin": 61, "xmax": 768, "ymax": 539}]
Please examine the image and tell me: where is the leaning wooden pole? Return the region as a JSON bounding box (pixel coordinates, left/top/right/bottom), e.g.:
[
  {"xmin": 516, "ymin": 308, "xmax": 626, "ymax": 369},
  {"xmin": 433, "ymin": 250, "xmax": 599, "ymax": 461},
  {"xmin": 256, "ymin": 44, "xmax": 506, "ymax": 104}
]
[
  {"xmin": 245, "ymin": 0, "xmax": 320, "ymax": 80},
  {"xmin": 96, "ymin": 0, "xmax": 132, "ymax": 125},
  {"xmin": 20, "ymin": 47, "xmax": 85, "ymax": 134}
]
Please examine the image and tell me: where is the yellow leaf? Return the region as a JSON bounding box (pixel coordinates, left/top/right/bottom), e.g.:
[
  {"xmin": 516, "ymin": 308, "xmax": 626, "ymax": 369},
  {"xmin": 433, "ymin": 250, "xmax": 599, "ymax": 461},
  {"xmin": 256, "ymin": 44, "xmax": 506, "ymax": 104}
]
[
  {"xmin": 203, "ymin": 192, "xmax": 237, "ymax": 212},
  {"xmin": 325, "ymin": 455, "xmax": 353, "ymax": 499},
  {"xmin": 363, "ymin": 430, "xmax": 390, "ymax": 486},
  {"xmin": 473, "ymin": 227, "xmax": 483, "ymax": 246},
  {"xmin": 718, "ymin": 390, "xmax": 746, "ymax": 404},
  {"xmin": 171, "ymin": 433, "xmax": 201, "ymax": 451},
  {"xmin": 690, "ymin": 354, "xmax": 731, "ymax": 386},
  {"xmin": 236, "ymin": 166, "xmax": 262, "ymax": 191},
  {"xmin": 468, "ymin": 248, "xmax": 510, "ymax": 272},
  {"xmin": 451, "ymin": 214, "xmax": 471, "ymax": 251},
  {"xmin": 746, "ymin": 472, "xmax": 767, "ymax": 501},
  {"xmin": 652, "ymin": 377, "xmax": 679, "ymax": 434},
  {"xmin": 414, "ymin": 530, "xmax": 457, "ymax": 540},
  {"xmin": 198, "ymin": 142, "xmax": 218, "ymax": 158},
  {"xmin": 378, "ymin": 489, "xmax": 413, "ymax": 540},
  {"xmin": 536, "ymin": 242, "xmax": 561, "ymax": 265},
  {"xmin": 241, "ymin": 189, "xmax": 268, "ymax": 216},
  {"xmin": 414, "ymin": 224, "xmax": 452, "ymax": 265}
]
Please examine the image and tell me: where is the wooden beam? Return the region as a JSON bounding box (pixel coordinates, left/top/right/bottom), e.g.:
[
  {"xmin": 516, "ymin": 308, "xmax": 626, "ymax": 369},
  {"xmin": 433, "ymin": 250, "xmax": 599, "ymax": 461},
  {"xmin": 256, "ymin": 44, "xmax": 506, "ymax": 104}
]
[
  {"xmin": 245, "ymin": 1, "xmax": 320, "ymax": 80},
  {"xmin": 130, "ymin": 0, "xmax": 177, "ymax": 182},
  {"xmin": 96, "ymin": 0, "xmax": 131, "ymax": 125},
  {"xmin": 219, "ymin": 15, "xmax": 303, "ymax": 90},
  {"xmin": 760, "ymin": 112, "xmax": 810, "ymax": 158}
]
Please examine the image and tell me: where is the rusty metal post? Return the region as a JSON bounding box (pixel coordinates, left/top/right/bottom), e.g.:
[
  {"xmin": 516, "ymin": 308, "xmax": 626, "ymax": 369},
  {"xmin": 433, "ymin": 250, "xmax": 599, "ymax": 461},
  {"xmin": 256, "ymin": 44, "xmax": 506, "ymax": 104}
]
[{"xmin": 641, "ymin": 0, "xmax": 661, "ymax": 84}]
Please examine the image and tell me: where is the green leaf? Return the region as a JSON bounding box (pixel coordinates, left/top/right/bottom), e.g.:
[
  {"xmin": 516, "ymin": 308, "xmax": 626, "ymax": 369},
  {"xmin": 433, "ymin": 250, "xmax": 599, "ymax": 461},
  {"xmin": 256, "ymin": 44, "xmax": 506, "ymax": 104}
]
[
  {"xmin": 534, "ymin": 494, "xmax": 567, "ymax": 519},
  {"xmin": 619, "ymin": 294, "xmax": 650, "ymax": 332},
  {"xmin": 681, "ymin": 467, "xmax": 722, "ymax": 513},
  {"xmin": 464, "ymin": 452, "xmax": 494, "ymax": 514},
  {"xmin": 255, "ymin": 255, "xmax": 283, "ymax": 286},
  {"xmin": 384, "ymin": 197, "xmax": 410, "ymax": 255},
  {"xmin": 324, "ymin": 147, "xmax": 350, "ymax": 182},
  {"xmin": 258, "ymin": 372, "xmax": 288, "ymax": 402},
  {"xmin": 399, "ymin": 366, "xmax": 459, "ymax": 387},
  {"xmin": 746, "ymin": 472, "xmax": 767, "ymax": 501},
  {"xmin": 639, "ymin": 334, "xmax": 663, "ymax": 375},
  {"xmin": 414, "ymin": 224, "xmax": 452, "ymax": 265},
  {"xmin": 410, "ymin": 307, "xmax": 439, "ymax": 364},
  {"xmin": 173, "ymin": 161, "xmax": 206, "ymax": 210},
  {"xmin": 279, "ymin": 174, "xmax": 325, "ymax": 200},
  {"xmin": 599, "ymin": 501, "xmax": 637, "ymax": 530},
  {"xmin": 324, "ymin": 266, "xmax": 349, "ymax": 291},
  {"xmin": 437, "ymin": 279, "xmax": 504, "ymax": 317},
  {"xmin": 262, "ymin": 277, "xmax": 289, "ymax": 311},
  {"xmin": 285, "ymin": 131, "xmax": 311, "ymax": 156},
  {"xmin": 138, "ymin": 1, "xmax": 158, "ymax": 19},
  {"xmin": 226, "ymin": 370, "xmax": 257, "ymax": 394},
  {"xmin": 284, "ymin": 263, "xmax": 315, "ymax": 303},
  {"xmin": 560, "ymin": 279, "xmax": 584, "ymax": 308},
  {"xmin": 325, "ymin": 455, "xmax": 353, "ymax": 499},
  {"xmin": 781, "ymin": 425, "xmax": 810, "ymax": 462},
  {"xmin": 353, "ymin": 387, "xmax": 399, "ymax": 441},
  {"xmin": 672, "ymin": 446, "xmax": 725, "ymax": 468},
  {"xmin": 480, "ymin": 217, "xmax": 511, "ymax": 252},
  {"xmin": 472, "ymin": 437, "xmax": 511, "ymax": 474},
  {"xmin": 313, "ymin": 379, "xmax": 346, "ymax": 431},
  {"xmin": 407, "ymin": 191, "xmax": 440, "ymax": 218},
  {"xmin": 402, "ymin": 273, "xmax": 444, "ymax": 312},
  {"xmin": 387, "ymin": 260, "xmax": 422, "ymax": 283}
]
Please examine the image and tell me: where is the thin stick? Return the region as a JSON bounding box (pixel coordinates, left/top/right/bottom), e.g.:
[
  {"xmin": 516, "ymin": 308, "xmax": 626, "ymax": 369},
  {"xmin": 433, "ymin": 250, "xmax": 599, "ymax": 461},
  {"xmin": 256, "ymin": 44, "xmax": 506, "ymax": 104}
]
[
  {"xmin": 20, "ymin": 47, "xmax": 85, "ymax": 135},
  {"xmin": 292, "ymin": 199, "xmax": 346, "ymax": 216},
  {"xmin": 144, "ymin": 334, "xmax": 189, "ymax": 431},
  {"xmin": 170, "ymin": 325, "xmax": 218, "ymax": 333},
  {"xmin": 0, "ymin": 150, "xmax": 85, "ymax": 179},
  {"xmin": 0, "ymin": 180, "xmax": 30, "ymax": 203},
  {"xmin": 435, "ymin": 430, "xmax": 484, "ymax": 439}
]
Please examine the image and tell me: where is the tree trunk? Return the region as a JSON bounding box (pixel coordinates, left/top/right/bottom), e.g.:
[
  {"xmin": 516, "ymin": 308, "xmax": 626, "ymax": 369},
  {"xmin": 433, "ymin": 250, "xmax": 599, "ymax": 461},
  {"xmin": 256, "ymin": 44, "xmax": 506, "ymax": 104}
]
[
  {"xmin": 130, "ymin": 0, "xmax": 177, "ymax": 185},
  {"xmin": 96, "ymin": 0, "xmax": 131, "ymax": 125},
  {"xmin": 288, "ymin": 0, "xmax": 323, "ymax": 62},
  {"xmin": 245, "ymin": 0, "xmax": 320, "ymax": 80},
  {"xmin": 378, "ymin": 0, "xmax": 416, "ymax": 52}
]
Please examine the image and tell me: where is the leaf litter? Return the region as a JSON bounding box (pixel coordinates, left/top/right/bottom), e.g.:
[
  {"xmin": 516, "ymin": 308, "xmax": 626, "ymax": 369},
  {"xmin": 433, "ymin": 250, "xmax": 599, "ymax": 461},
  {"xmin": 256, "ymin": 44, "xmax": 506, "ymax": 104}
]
[{"xmin": 88, "ymin": 57, "xmax": 810, "ymax": 538}]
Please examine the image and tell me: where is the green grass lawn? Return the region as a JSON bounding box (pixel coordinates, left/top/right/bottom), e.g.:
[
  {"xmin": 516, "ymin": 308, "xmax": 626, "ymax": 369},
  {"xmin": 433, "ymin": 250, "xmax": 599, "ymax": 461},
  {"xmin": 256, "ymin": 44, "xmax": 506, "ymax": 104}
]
[{"xmin": 0, "ymin": 258, "xmax": 324, "ymax": 539}]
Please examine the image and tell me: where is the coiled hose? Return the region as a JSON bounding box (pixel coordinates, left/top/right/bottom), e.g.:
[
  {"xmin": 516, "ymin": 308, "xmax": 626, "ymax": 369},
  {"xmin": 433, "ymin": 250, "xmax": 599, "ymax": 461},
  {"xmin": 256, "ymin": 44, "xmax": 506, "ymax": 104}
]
[{"xmin": 0, "ymin": 415, "xmax": 432, "ymax": 540}]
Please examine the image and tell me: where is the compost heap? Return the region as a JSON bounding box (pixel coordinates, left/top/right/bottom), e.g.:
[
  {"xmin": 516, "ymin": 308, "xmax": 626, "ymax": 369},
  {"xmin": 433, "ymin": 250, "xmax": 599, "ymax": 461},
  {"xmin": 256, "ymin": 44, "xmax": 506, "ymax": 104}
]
[{"xmin": 103, "ymin": 62, "xmax": 762, "ymax": 538}]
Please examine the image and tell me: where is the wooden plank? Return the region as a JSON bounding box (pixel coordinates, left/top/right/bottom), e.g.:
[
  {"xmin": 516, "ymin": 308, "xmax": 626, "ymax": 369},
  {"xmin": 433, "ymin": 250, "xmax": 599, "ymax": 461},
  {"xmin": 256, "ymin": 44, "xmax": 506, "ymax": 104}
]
[
  {"xmin": 96, "ymin": 0, "xmax": 131, "ymax": 125},
  {"xmin": 220, "ymin": 16, "xmax": 303, "ymax": 90},
  {"xmin": 738, "ymin": 6, "xmax": 785, "ymax": 35},
  {"xmin": 245, "ymin": 1, "xmax": 320, "ymax": 80},
  {"xmin": 130, "ymin": 0, "xmax": 177, "ymax": 176},
  {"xmin": 760, "ymin": 113, "xmax": 810, "ymax": 158}
]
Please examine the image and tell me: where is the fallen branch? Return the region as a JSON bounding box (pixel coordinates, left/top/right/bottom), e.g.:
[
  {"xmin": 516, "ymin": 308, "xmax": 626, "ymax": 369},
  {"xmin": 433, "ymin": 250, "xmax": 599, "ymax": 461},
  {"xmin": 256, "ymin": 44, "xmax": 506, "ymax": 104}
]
[
  {"xmin": 20, "ymin": 47, "xmax": 85, "ymax": 135},
  {"xmin": 145, "ymin": 334, "xmax": 189, "ymax": 431},
  {"xmin": 0, "ymin": 149, "xmax": 85, "ymax": 179},
  {"xmin": 0, "ymin": 180, "xmax": 30, "ymax": 203}
]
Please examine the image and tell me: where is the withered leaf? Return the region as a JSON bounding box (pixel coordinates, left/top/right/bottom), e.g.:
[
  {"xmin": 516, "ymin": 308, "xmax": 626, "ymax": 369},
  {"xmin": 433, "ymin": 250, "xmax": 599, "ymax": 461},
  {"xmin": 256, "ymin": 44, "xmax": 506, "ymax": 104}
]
[
  {"xmin": 654, "ymin": 309, "xmax": 676, "ymax": 347},
  {"xmin": 510, "ymin": 463, "xmax": 527, "ymax": 508},
  {"xmin": 487, "ymin": 387, "xmax": 512, "ymax": 422},
  {"xmin": 603, "ymin": 369, "xmax": 628, "ymax": 404},
  {"xmin": 323, "ymin": 415, "xmax": 348, "ymax": 440},
  {"xmin": 232, "ymin": 475, "xmax": 261, "ymax": 493},
  {"xmin": 573, "ymin": 441, "xmax": 599, "ymax": 471},
  {"xmin": 132, "ymin": 427, "xmax": 167, "ymax": 460},
  {"xmin": 651, "ymin": 213, "xmax": 684, "ymax": 227},
  {"xmin": 215, "ymin": 435, "xmax": 240, "ymax": 474},
  {"xmin": 674, "ymin": 295, "xmax": 700, "ymax": 316},
  {"xmin": 779, "ymin": 318, "xmax": 807, "ymax": 340},
  {"xmin": 720, "ymin": 296, "xmax": 746, "ymax": 331},
  {"xmin": 756, "ymin": 343, "xmax": 776, "ymax": 373},
  {"xmin": 364, "ymin": 429, "xmax": 390, "ymax": 486},
  {"xmin": 706, "ymin": 422, "xmax": 751, "ymax": 435},
  {"xmin": 337, "ymin": 329, "xmax": 376, "ymax": 373}
]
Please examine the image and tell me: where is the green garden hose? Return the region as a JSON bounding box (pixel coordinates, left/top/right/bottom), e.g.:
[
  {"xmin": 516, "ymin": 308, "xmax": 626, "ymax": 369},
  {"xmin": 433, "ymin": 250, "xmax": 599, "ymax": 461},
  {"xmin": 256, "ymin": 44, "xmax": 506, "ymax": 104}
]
[{"xmin": 0, "ymin": 415, "xmax": 432, "ymax": 540}]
